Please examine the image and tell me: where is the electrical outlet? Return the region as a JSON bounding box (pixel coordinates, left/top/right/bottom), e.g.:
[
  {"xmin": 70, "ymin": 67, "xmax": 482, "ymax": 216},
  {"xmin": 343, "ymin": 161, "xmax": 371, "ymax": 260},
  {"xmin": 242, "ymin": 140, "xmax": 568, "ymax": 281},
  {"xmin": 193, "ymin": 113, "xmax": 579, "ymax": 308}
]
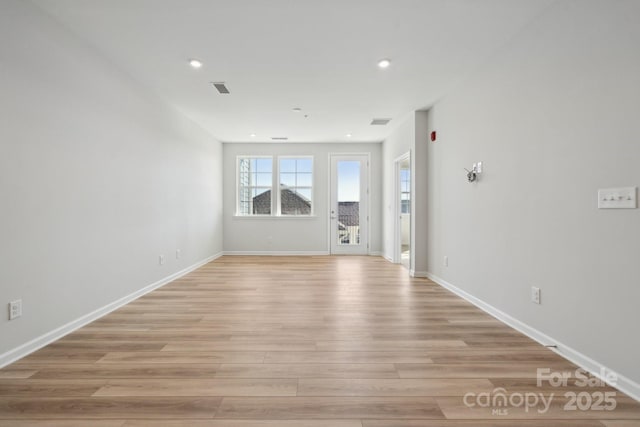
[
  {"xmin": 159, "ymin": 255, "xmax": 165, "ymax": 265},
  {"xmin": 444, "ymin": 256, "xmax": 449, "ymax": 267},
  {"xmin": 531, "ymin": 286, "xmax": 541, "ymax": 304},
  {"xmin": 9, "ymin": 299, "xmax": 22, "ymax": 320},
  {"xmin": 176, "ymin": 249, "xmax": 181, "ymax": 259}
]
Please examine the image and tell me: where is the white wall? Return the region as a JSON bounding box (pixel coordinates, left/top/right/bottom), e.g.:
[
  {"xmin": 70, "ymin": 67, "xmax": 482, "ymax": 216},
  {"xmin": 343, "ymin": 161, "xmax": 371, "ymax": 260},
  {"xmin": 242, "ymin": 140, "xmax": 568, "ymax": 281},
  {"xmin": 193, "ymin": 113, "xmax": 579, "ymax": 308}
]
[
  {"xmin": 382, "ymin": 114, "xmax": 414, "ymax": 263},
  {"xmin": 425, "ymin": 0, "xmax": 640, "ymax": 388},
  {"xmin": 382, "ymin": 111, "xmax": 429, "ymax": 275},
  {"xmin": 0, "ymin": 0, "xmax": 223, "ymax": 359},
  {"xmin": 401, "ymin": 215, "xmax": 410, "ymax": 246},
  {"xmin": 223, "ymin": 142, "xmax": 382, "ymax": 254},
  {"xmin": 414, "ymin": 111, "xmax": 430, "ymax": 275}
]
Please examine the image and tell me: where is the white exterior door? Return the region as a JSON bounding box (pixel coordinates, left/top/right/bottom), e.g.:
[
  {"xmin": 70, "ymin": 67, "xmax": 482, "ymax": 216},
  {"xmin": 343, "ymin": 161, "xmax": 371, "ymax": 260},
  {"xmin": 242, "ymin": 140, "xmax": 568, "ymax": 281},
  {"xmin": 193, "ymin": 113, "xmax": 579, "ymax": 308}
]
[{"xmin": 329, "ymin": 154, "xmax": 369, "ymax": 255}]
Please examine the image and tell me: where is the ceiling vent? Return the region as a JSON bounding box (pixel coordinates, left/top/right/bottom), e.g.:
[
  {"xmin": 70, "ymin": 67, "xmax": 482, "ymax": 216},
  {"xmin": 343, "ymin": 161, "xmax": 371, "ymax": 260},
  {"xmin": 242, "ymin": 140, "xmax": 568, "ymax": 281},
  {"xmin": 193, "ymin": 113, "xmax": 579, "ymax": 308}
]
[
  {"xmin": 211, "ymin": 82, "xmax": 230, "ymax": 94},
  {"xmin": 371, "ymin": 118, "xmax": 392, "ymax": 125},
  {"xmin": 271, "ymin": 137, "xmax": 289, "ymax": 141}
]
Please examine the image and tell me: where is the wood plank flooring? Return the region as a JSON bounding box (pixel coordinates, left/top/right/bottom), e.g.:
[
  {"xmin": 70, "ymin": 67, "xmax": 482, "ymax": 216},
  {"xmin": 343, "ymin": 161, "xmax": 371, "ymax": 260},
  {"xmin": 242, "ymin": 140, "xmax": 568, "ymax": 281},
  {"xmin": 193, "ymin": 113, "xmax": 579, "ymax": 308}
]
[{"xmin": 1, "ymin": 255, "xmax": 639, "ymax": 426}]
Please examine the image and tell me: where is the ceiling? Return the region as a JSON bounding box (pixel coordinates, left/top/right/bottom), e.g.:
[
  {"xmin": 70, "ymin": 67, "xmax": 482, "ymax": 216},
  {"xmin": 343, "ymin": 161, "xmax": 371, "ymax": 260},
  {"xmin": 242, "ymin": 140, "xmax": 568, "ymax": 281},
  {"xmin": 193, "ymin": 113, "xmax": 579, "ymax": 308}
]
[{"xmin": 33, "ymin": 0, "xmax": 555, "ymax": 143}]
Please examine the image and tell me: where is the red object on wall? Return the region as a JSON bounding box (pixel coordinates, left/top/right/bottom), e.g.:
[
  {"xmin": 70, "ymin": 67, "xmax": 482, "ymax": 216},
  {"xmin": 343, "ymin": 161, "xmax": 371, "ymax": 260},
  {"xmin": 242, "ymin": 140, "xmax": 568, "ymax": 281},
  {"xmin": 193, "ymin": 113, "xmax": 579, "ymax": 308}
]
[{"xmin": 430, "ymin": 131, "xmax": 437, "ymax": 142}]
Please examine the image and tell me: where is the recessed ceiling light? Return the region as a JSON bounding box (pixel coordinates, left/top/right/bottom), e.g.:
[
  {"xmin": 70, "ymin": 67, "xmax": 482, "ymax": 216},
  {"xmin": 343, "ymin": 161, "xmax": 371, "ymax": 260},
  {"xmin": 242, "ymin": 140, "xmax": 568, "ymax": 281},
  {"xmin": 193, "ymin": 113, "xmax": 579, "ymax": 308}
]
[
  {"xmin": 250, "ymin": 133, "xmax": 256, "ymax": 137},
  {"xmin": 346, "ymin": 133, "xmax": 353, "ymax": 137},
  {"xmin": 189, "ymin": 59, "xmax": 203, "ymax": 69},
  {"xmin": 377, "ymin": 59, "xmax": 391, "ymax": 69},
  {"xmin": 292, "ymin": 107, "xmax": 302, "ymax": 113}
]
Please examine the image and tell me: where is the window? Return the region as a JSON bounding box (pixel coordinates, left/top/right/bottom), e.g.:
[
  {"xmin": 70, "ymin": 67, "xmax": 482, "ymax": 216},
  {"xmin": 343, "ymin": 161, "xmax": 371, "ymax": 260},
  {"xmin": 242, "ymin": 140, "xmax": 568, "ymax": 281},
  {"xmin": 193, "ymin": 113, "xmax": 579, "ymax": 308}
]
[
  {"xmin": 237, "ymin": 157, "xmax": 272, "ymax": 215},
  {"xmin": 400, "ymin": 168, "xmax": 411, "ymax": 214},
  {"xmin": 279, "ymin": 157, "xmax": 313, "ymax": 215},
  {"xmin": 236, "ymin": 156, "xmax": 313, "ymax": 216}
]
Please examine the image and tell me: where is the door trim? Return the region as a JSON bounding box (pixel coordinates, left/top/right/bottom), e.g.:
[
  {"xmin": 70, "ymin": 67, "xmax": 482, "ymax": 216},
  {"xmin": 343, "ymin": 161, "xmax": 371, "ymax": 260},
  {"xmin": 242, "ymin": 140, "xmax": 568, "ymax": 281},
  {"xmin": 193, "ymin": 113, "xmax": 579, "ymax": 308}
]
[{"xmin": 394, "ymin": 151, "xmax": 411, "ymax": 267}]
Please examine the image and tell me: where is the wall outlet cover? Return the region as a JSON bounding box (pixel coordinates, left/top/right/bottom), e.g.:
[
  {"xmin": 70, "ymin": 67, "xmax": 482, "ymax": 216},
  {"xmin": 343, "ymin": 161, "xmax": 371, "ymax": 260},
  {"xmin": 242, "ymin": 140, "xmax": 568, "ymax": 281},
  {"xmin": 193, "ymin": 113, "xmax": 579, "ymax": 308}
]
[
  {"xmin": 9, "ymin": 299, "xmax": 22, "ymax": 320},
  {"xmin": 531, "ymin": 286, "xmax": 541, "ymax": 304}
]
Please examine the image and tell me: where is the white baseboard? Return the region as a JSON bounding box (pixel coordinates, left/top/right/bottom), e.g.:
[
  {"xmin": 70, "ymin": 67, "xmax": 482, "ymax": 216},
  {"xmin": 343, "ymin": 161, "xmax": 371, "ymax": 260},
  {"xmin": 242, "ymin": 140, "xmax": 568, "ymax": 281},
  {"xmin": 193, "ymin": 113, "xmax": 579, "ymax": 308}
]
[
  {"xmin": 411, "ymin": 270, "xmax": 428, "ymax": 278},
  {"xmin": 223, "ymin": 251, "xmax": 383, "ymax": 257},
  {"xmin": 0, "ymin": 252, "xmax": 223, "ymax": 369},
  {"xmin": 425, "ymin": 272, "xmax": 640, "ymax": 402},
  {"xmin": 223, "ymin": 251, "xmax": 329, "ymax": 256}
]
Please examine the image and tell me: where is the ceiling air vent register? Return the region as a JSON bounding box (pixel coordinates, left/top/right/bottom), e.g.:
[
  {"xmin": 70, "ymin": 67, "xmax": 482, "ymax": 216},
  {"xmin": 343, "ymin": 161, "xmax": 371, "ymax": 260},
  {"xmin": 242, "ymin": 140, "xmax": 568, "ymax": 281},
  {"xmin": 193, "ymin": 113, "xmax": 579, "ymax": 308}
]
[{"xmin": 211, "ymin": 82, "xmax": 230, "ymax": 94}]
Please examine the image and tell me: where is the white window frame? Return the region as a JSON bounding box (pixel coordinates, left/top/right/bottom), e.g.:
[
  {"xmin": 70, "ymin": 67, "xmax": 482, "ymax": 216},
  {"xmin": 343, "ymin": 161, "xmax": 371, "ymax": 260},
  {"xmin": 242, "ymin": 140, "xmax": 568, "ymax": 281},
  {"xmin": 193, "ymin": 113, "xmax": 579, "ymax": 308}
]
[
  {"xmin": 235, "ymin": 155, "xmax": 315, "ymax": 217},
  {"xmin": 236, "ymin": 155, "xmax": 274, "ymax": 216},
  {"xmin": 277, "ymin": 156, "xmax": 314, "ymax": 216}
]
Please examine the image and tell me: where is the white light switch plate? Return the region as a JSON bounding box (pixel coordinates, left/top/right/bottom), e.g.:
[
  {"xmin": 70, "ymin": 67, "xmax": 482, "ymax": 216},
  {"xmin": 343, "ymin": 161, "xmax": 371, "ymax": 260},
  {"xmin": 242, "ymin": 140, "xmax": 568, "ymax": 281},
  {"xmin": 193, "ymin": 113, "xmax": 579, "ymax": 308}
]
[{"xmin": 598, "ymin": 187, "xmax": 637, "ymax": 209}]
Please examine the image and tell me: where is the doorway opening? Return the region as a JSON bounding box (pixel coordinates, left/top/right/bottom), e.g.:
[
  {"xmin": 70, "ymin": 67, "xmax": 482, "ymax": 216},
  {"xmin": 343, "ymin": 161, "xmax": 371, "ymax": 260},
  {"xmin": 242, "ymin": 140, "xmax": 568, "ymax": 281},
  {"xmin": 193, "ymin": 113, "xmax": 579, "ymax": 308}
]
[
  {"xmin": 395, "ymin": 153, "xmax": 411, "ymax": 269},
  {"xmin": 329, "ymin": 154, "xmax": 369, "ymax": 255}
]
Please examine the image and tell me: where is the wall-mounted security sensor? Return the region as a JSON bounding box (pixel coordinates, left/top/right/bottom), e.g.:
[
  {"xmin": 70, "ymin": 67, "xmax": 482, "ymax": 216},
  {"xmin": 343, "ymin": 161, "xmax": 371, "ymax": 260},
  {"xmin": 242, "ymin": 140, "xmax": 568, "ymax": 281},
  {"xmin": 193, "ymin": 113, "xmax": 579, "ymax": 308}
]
[
  {"xmin": 465, "ymin": 162, "xmax": 483, "ymax": 183},
  {"xmin": 465, "ymin": 168, "xmax": 477, "ymax": 182}
]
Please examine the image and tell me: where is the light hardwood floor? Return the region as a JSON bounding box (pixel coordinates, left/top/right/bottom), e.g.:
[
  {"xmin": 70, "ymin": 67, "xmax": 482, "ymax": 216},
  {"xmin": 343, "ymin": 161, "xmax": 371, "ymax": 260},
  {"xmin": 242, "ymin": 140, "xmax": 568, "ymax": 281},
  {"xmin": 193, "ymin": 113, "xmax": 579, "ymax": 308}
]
[{"xmin": 1, "ymin": 256, "xmax": 639, "ymax": 426}]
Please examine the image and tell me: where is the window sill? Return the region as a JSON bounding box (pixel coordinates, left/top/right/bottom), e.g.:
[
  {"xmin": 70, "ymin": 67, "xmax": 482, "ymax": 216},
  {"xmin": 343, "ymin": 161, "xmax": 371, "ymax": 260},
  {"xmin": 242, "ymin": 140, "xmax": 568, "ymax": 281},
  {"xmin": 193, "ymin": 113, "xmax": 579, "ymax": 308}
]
[{"xmin": 233, "ymin": 215, "xmax": 318, "ymax": 219}]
